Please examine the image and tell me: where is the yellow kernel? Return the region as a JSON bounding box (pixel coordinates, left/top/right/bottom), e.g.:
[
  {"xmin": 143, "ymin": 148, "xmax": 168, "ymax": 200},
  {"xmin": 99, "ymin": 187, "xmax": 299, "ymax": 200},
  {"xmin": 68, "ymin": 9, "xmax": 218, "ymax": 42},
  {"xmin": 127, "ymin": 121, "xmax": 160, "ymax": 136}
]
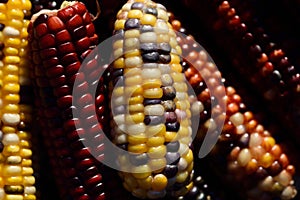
[
  {"xmin": 260, "ymin": 152, "xmax": 274, "ymax": 168},
  {"xmin": 5, "ymin": 194, "xmax": 23, "ymax": 200},
  {"xmin": 113, "ymin": 40, "xmax": 123, "ymax": 49},
  {"xmin": 125, "ymin": 85, "xmax": 143, "ymax": 97},
  {"xmin": 125, "ymin": 113, "xmax": 144, "ymax": 123},
  {"xmin": 1, "ymin": 126, "xmax": 17, "ymax": 134},
  {"xmin": 5, "ymin": 37, "xmax": 21, "ymax": 47},
  {"xmin": 143, "ymin": 88, "xmax": 163, "ymax": 99},
  {"xmin": 7, "ymin": 0, "xmax": 22, "ymax": 8},
  {"xmin": 22, "ymin": 167, "xmax": 33, "ymax": 176},
  {"xmin": 164, "ymin": 131, "xmax": 177, "ymax": 142},
  {"xmin": 176, "ymin": 171, "xmax": 189, "ymax": 183},
  {"xmin": 187, "ymin": 162, "xmax": 194, "ymax": 173},
  {"xmin": 132, "ymin": 165, "xmax": 152, "ymax": 179},
  {"xmin": 124, "ymin": 29, "xmax": 140, "ymax": 38},
  {"xmin": 184, "ymin": 149, "xmax": 193, "ymax": 164},
  {"xmin": 129, "ymin": 95, "xmax": 144, "ymax": 104},
  {"xmin": 3, "ymin": 145, "xmax": 20, "ymax": 155},
  {"xmin": 148, "ymin": 145, "xmax": 167, "ymax": 159},
  {"xmin": 128, "ymin": 134, "xmax": 147, "ymax": 145},
  {"xmin": 20, "ymin": 140, "xmax": 30, "ymax": 148},
  {"xmin": 173, "ymin": 82, "xmax": 188, "ymax": 92},
  {"xmin": 18, "ymin": 131, "xmax": 30, "ymax": 139},
  {"xmin": 7, "ymin": 9, "xmax": 24, "ymax": 20},
  {"xmin": 147, "ymin": 124, "xmax": 166, "ymax": 137},
  {"xmin": 23, "ymin": 176, "xmax": 35, "ymax": 185},
  {"xmin": 3, "ymin": 83, "xmax": 20, "ymax": 93},
  {"xmin": 146, "ymin": 136, "xmax": 165, "ymax": 147},
  {"xmin": 4, "ymin": 47, "xmax": 19, "ymax": 56},
  {"xmin": 137, "ymin": 176, "xmax": 153, "ymax": 190},
  {"xmin": 3, "ymin": 74, "xmax": 19, "ymax": 83},
  {"xmin": 170, "ymin": 53, "xmax": 180, "ymax": 64},
  {"xmin": 171, "ymin": 64, "xmax": 182, "ymax": 73},
  {"xmin": 142, "ymin": 79, "xmax": 162, "ymax": 89},
  {"xmin": 140, "ymin": 14, "xmax": 156, "ymax": 26},
  {"xmin": 176, "ymin": 100, "xmax": 188, "ymax": 110},
  {"xmin": 149, "ymin": 158, "xmax": 166, "ymax": 173},
  {"xmin": 175, "ymin": 45, "xmax": 182, "ymax": 55},
  {"xmin": 21, "ymin": 0, "xmax": 32, "ymax": 11},
  {"xmin": 186, "ymin": 181, "xmax": 194, "ymax": 191},
  {"xmin": 2, "ymin": 104, "xmax": 20, "ymax": 113},
  {"xmin": 124, "ymin": 49, "xmax": 141, "ymax": 58},
  {"xmin": 4, "ymin": 56, "xmax": 20, "ymax": 64},
  {"xmin": 127, "ymin": 9, "xmax": 143, "ymax": 19},
  {"xmin": 0, "ymin": 13, "xmax": 6, "ymax": 21},
  {"xmin": 129, "ymin": 104, "xmax": 144, "ymax": 113},
  {"xmin": 262, "ymin": 136, "xmax": 276, "ymax": 151},
  {"xmin": 152, "ymin": 174, "xmax": 168, "ymax": 191},
  {"xmin": 24, "ymin": 194, "xmax": 36, "ymax": 200},
  {"xmin": 21, "ymin": 159, "xmax": 32, "ymax": 167},
  {"xmin": 5, "ymin": 176, "xmax": 23, "ymax": 185},
  {"xmin": 115, "ymin": 19, "xmax": 125, "ymax": 30},
  {"xmin": 112, "ymin": 86, "xmax": 124, "ymax": 96},
  {"xmin": 20, "ymin": 149, "xmax": 32, "ymax": 158},
  {"xmin": 4, "ymin": 64, "xmax": 19, "ymax": 73},
  {"xmin": 128, "ymin": 143, "xmax": 148, "ymax": 154},
  {"xmin": 4, "ymin": 94, "xmax": 20, "ymax": 103},
  {"xmin": 178, "ymin": 126, "xmax": 189, "ymax": 137}
]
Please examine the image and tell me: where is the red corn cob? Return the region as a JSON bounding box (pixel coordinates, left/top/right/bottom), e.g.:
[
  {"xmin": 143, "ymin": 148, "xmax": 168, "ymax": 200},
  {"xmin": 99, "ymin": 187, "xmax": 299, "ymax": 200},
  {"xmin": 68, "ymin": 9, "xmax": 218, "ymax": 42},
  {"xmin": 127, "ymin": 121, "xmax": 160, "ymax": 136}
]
[
  {"xmin": 168, "ymin": 16, "xmax": 298, "ymax": 200},
  {"xmin": 28, "ymin": 1, "xmax": 105, "ymax": 199}
]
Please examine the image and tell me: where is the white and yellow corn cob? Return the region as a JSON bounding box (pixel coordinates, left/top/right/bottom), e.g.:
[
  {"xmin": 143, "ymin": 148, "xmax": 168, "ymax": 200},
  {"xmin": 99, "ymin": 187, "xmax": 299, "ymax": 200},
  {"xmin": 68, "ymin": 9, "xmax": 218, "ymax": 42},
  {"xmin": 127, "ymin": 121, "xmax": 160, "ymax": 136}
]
[
  {"xmin": 0, "ymin": 0, "xmax": 36, "ymax": 199},
  {"xmin": 110, "ymin": 0, "xmax": 194, "ymax": 199}
]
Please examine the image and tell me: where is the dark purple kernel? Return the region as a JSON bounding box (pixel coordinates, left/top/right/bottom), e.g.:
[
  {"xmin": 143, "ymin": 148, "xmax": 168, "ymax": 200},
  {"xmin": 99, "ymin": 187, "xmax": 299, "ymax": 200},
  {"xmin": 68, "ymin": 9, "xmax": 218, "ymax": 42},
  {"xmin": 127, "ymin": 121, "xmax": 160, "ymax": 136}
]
[
  {"xmin": 164, "ymin": 112, "xmax": 177, "ymax": 123},
  {"xmin": 142, "ymin": 52, "xmax": 159, "ymax": 63},
  {"xmin": 143, "ymin": 98, "xmax": 161, "ymax": 105},
  {"xmin": 159, "ymin": 54, "xmax": 171, "ymax": 63},
  {"xmin": 166, "ymin": 122, "xmax": 180, "ymax": 132},
  {"xmin": 162, "ymin": 86, "xmax": 176, "ymax": 100},
  {"xmin": 33, "ymin": 14, "xmax": 49, "ymax": 27},
  {"xmin": 144, "ymin": 7, "xmax": 157, "ymax": 16},
  {"xmin": 158, "ymin": 43, "xmax": 171, "ymax": 54},
  {"xmin": 112, "ymin": 68, "xmax": 124, "ymax": 79},
  {"xmin": 4, "ymin": 185, "xmax": 24, "ymax": 194},
  {"xmin": 140, "ymin": 25, "xmax": 154, "ymax": 33},
  {"xmin": 166, "ymin": 141, "xmax": 180, "ymax": 152},
  {"xmin": 140, "ymin": 43, "xmax": 157, "ymax": 53},
  {"xmin": 144, "ymin": 115, "xmax": 165, "ymax": 125},
  {"xmin": 125, "ymin": 19, "xmax": 140, "ymax": 30},
  {"xmin": 131, "ymin": 2, "xmax": 144, "ymax": 10},
  {"xmin": 163, "ymin": 165, "xmax": 178, "ymax": 178},
  {"xmin": 0, "ymin": 23, "xmax": 4, "ymax": 31}
]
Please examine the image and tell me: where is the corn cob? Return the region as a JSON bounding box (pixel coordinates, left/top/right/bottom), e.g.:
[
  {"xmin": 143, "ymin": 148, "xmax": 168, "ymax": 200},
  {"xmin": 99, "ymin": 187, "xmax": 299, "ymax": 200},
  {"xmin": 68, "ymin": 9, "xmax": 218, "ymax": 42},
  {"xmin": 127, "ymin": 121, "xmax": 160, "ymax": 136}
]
[
  {"xmin": 109, "ymin": 0, "xmax": 197, "ymax": 199},
  {"xmin": 168, "ymin": 17, "xmax": 298, "ymax": 199},
  {"xmin": 0, "ymin": 0, "xmax": 37, "ymax": 199},
  {"xmin": 214, "ymin": 1, "xmax": 300, "ymax": 140},
  {"xmin": 28, "ymin": 1, "xmax": 105, "ymax": 199}
]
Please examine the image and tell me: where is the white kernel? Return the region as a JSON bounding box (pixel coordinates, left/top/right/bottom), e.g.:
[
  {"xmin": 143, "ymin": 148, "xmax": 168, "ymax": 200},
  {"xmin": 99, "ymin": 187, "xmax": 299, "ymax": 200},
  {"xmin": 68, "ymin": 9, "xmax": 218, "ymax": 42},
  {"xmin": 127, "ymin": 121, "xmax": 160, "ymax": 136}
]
[
  {"xmin": 3, "ymin": 133, "xmax": 19, "ymax": 145},
  {"xmin": 144, "ymin": 105, "xmax": 164, "ymax": 116},
  {"xmin": 3, "ymin": 26, "xmax": 20, "ymax": 37},
  {"xmin": 229, "ymin": 112, "xmax": 244, "ymax": 126},
  {"xmin": 237, "ymin": 148, "xmax": 252, "ymax": 167},
  {"xmin": 140, "ymin": 32, "xmax": 157, "ymax": 43},
  {"xmin": 249, "ymin": 133, "xmax": 262, "ymax": 148},
  {"xmin": 2, "ymin": 113, "xmax": 20, "ymax": 126},
  {"xmin": 141, "ymin": 68, "xmax": 161, "ymax": 79},
  {"xmin": 24, "ymin": 186, "xmax": 36, "ymax": 195}
]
